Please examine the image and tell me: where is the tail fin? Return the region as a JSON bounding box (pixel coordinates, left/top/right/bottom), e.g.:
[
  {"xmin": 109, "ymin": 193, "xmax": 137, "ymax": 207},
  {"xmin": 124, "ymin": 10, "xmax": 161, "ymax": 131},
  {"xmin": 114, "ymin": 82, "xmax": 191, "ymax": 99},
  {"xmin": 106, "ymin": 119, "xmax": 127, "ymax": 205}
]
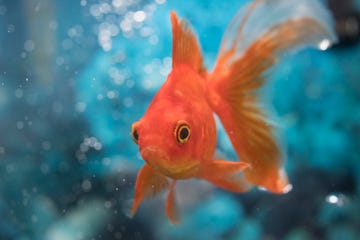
[{"xmin": 206, "ymin": 0, "xmax": 337, "ymax": 193}]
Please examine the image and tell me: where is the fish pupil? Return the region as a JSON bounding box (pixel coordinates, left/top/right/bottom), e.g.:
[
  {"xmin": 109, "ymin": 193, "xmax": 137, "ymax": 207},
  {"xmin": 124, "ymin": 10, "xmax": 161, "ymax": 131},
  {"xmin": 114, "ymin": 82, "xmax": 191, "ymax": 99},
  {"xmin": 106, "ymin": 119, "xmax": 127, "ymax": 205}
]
[
  {"xmin": 132, "ymin": 129, "xmax": 139, "ymax": 143},
  {"xmin": 134, "ymin": 130, "xmax": 138, "ymax": 140},
  {"xmin": 179, "ymin": 127, "xmax": 189, "ymax": 140},
  {"xmin": 174, "ymin": 121, "xmax": 191, "ymax": 144}
]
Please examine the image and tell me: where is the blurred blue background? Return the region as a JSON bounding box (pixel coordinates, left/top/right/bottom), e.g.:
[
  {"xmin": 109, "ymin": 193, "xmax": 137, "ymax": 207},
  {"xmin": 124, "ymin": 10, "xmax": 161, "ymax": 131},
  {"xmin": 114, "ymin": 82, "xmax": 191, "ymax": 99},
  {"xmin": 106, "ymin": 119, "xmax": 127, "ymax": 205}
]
[{"xmin": 1, "ymin": 0, "xmax": 360, "ymax": 239}]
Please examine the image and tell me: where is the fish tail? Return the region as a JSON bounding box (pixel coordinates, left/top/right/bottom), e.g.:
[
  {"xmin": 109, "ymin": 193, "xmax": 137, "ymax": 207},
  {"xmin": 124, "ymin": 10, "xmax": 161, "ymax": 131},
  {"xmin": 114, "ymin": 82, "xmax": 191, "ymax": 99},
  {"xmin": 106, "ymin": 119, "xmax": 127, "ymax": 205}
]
[{"xmin": 206, "ymin": 0, "xmax": 337, "ymax": 193}]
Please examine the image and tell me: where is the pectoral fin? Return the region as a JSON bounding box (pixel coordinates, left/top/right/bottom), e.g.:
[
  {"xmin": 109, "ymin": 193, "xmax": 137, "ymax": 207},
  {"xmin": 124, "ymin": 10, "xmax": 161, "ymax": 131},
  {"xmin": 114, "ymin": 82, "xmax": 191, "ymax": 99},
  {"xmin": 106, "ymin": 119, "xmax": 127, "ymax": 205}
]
[
  {"xmin": 165, "ymin": 180, "xmax": 180, "ymax": 224},
  {"xmin": 199, "ymin": 160, "xmax": 251, "ymax": 192},
  {"xmin": 131, "ymin": 164, "xmax": 170, "ymax": 217}
]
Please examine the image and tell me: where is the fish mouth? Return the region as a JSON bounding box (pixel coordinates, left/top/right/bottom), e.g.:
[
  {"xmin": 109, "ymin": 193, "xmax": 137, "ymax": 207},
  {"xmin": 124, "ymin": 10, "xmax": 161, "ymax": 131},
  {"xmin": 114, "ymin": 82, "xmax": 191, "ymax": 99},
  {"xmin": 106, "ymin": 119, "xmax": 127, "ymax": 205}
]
[
  {"xmin": 140, "ymin": 146, "xmax": 169, "ymax": 167},
  {"xmin": 140, "ymin": 146, "xmax": 199, "ymax": 179}
]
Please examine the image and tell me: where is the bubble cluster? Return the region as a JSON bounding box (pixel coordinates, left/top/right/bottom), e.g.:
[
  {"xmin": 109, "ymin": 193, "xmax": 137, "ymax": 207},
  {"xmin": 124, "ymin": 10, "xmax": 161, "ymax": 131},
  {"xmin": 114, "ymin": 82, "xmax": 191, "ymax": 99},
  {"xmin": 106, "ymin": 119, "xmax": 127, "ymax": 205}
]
[{"xmin": 85, "ymin": 0, "xmax": 161, "ymax": 51}]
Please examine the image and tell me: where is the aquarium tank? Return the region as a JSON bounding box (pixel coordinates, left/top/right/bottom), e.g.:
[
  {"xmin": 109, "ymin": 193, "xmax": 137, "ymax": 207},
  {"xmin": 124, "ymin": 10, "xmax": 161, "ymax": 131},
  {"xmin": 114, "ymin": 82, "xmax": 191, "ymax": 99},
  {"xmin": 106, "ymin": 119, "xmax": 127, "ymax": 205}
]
[{"xmin": 0, "ymin": 0, "xmax": 360, "ymax": 239}]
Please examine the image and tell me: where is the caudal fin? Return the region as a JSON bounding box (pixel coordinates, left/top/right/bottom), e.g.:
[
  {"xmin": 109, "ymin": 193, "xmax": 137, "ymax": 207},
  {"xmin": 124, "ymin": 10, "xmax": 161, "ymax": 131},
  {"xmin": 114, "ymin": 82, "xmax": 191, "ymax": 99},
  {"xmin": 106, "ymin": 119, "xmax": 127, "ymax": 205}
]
[{"xmin": 206, "ymin": 0, "xmax": 337, "ymax": 193}]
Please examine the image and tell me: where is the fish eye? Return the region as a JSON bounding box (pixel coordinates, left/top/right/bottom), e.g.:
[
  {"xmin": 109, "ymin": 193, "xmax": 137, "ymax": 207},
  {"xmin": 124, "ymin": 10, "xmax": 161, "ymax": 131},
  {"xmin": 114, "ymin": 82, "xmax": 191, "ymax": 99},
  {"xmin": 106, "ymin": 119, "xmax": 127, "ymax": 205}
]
[
  {"xmin": 131, "ymin": 122, "xmax": 139, "ymax": 144},
  {"xmin": 174, "ymin": 120, "xmax": 191, "ymax": 144}
]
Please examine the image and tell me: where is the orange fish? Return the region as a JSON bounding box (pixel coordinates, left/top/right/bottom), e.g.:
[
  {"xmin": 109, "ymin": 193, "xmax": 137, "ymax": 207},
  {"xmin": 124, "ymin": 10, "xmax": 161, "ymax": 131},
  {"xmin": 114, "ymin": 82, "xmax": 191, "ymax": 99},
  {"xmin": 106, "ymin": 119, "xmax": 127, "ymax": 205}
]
[{"xmin": 130, "ymin": 0, "xmax": 336, "ymax": 223}]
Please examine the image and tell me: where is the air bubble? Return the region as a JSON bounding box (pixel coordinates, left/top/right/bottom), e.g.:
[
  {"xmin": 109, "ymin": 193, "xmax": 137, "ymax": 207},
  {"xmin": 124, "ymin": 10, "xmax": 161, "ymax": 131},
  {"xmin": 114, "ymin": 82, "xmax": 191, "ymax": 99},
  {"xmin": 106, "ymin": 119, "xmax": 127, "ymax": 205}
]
[{"xmin": 24, "ymin": 40, "xmax": 35, "ymax": 52}]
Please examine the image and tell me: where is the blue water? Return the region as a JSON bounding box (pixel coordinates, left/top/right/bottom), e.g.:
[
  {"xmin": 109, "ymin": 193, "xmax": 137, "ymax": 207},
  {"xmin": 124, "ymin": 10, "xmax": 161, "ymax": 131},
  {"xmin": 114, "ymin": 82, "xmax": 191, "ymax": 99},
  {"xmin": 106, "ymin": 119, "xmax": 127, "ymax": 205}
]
[{"xmin": 1, "ymin": 0, "xmax": 360, "ymax": 239}]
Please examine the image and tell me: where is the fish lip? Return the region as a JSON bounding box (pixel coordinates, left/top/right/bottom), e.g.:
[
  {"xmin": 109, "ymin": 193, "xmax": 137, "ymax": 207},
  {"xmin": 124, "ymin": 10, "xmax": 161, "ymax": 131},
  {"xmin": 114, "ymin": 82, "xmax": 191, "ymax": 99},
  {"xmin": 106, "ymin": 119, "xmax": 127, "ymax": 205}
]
[{"xmin": 140, "ymin": 146, "xmax": 169, "ymax": 168}]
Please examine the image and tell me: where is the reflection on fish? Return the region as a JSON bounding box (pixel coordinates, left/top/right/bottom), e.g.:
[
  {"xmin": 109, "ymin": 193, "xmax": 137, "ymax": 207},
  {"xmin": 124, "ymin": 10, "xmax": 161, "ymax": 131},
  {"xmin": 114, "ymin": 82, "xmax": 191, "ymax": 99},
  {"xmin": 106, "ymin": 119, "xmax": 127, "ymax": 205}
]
[{"xmin": 130, "ymin": 0, "xmax": 337, "ymax": 223}]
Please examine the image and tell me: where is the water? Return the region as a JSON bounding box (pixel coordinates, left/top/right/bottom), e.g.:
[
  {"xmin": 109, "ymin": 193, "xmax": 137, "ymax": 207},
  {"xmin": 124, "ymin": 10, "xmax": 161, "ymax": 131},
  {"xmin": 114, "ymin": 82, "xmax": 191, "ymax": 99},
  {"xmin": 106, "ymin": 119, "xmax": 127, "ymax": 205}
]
[{"xmin": 0, "ymin": 0, "xmax": 360, "ymax": 239}]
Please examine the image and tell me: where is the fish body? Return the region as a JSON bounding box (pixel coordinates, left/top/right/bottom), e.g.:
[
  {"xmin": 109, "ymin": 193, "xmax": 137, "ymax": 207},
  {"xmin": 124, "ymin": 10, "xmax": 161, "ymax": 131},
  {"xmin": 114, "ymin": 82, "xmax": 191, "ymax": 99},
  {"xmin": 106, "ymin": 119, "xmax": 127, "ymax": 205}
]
[
  {"xmin": 135, "ymin": 64, "xmax": 216, "ymax": 179},
  {"xmin": 130, "ymin": 0, "xmax": 337, "ymax": 223}
]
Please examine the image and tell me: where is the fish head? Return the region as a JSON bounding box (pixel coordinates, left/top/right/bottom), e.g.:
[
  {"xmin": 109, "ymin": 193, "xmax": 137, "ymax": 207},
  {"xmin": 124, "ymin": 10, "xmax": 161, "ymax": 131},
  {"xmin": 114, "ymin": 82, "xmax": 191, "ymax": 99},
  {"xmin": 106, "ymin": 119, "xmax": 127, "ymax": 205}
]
[{"xmin": 131, "ymin": 97, "xmax": 216, "ymax": 179}]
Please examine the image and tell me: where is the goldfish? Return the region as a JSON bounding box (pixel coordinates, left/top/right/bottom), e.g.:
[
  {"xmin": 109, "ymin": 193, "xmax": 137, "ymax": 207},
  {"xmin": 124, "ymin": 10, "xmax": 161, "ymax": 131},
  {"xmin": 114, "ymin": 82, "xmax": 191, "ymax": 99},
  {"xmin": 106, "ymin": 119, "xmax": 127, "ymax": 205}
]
[{"xmin": 130, "ymin": 0, "xmax": 337, "ymax": 223}]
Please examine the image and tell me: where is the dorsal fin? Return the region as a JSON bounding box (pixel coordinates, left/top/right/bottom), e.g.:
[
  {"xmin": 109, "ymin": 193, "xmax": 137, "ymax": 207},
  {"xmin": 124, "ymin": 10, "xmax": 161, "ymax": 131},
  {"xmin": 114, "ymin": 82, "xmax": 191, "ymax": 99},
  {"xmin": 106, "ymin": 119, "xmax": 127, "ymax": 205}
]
[{"xmin": 170, "ymin": 11, "xmax": 205, "ymax": 74}]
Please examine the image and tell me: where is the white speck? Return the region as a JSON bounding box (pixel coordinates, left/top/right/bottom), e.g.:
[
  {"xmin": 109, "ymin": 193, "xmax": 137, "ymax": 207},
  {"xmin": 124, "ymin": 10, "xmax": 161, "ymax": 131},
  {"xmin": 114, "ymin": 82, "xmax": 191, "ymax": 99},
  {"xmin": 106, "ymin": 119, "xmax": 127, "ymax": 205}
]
[
  {"xmin": 143, "ymin": 64, "xmax": 153, "ymax": 74},
  {"xmin": 112, "ymin": 0, "xmax": 123, "ymax": 8},
  {"xmin": 31, "ymin": 215, "xmax": 38, "ymax": 223},
  {"xmin": 24, "ymin": 40, "xmax": 35, "ymax": 52},
  {"xmin": 80, "ymin": 0, "xmax": 87, "ymax": 7},
  {"xmin": 21, "ymin": 52, "xmax": 27, "ymax": 59},
  {"xmin": 80, "ymin": 143, "xmax": 89, "ymax": 153},
  {"xmin": 93, "ymin": 142, "xmax": 102, "ymax": 150},
  {"xmin": 42, "ymin": 141, "xmax": 52, "ymax": 151},
  {"xmin": 82, "ymin": 179, "xmax": 92, "ymax": 191},
  {"xmin": 102, "ymin": 158, "xmax": 110, "ymax": 166},
  {"xmin": 109, "ymin": 24, "xmax": 119, "ymax": 36},
  {"xmin": 327, "ymin": 195, "xmax": 338, "ymax": 204},
  {"xmin": 56, "ymin": 57, "xmax": 65, "ymax": 66},
  {"xmin": 107, "ymin": 90, "xmax": 116, "ymax": 99},
  {"xmin": 306, "ymin": 82, "xmax": 322, "ymax": 99},
  {"xmin": 163, "ymin": 56, "xmax": 172, "ymax": 66},
  {"xmin": 113, "ymin": 51, "xmax": 126, "ymax": 63},
  {"xmin": 126, "ymin": 79, "xmax": 134, "ymax": 88},
  {"xmin": 160, "ymin": 57, "xmax": 171, "ymax": 76},
  {"xmin": 62, "ymin": 39, "xmax": 73, "ymax": 50},
  {"xmin": 97, "ymin": 94, "xmax": 104, "ymax": 100},
  {"xmin": 114, "ymin": 74, "xmax": 125, "ymax": 85},
  {"xmin": 123, "ymin": 97, "xmax": 133, "ymax": 107},
  {"xmin": 16, "ymin": 121, "xmax": 24, "ymax": 130},
  {"xmin": 75, "ymin": 102, "xmax": 87, "ymax": 113},
  {"xmin": 15, "ymin": 88, "xmax": 23, "ymax": 98},
  {"xmin": 108, "ymin": 67, "xmax": 119, "ymax": 78},
  {"xmin": 155, "ymin": 0, "xmax": 166, "ymax": 5},
  {"xmin": 325, "ymin": 193, "xmax": 348, "ymax": 207},
  {"xmin": 90, "ymin": 4, "xmax": 102, "ymax": 18},
  {"xmin": 149, "ymin": 35, "xmax": 158, "ymax": 45},
  {"xmin": 99, "ymin": 2, "xmax": 111, "ymax": 14},
  {"xmin": 319, "ymin": 39, "xmax": 331, "ymax": 51},
  {"xmin": 52, "ymin": 101, "xmax": 63, "ymax": 113},
  {"xmin": 0, "ymin": 6, "xmax": 7, "ymax": 15},
  {"xmin": 7, "ymin": 24, "xmax": 15, "ymax": 33},
  {"xmin": 40, "ymin": 163, "xmax": 50, "ymax": 174},
  {"xmin": 6, "ymin": 164, "xmax": 14, "ymax": 173},
  {"xmin": 49, "ymin": 20, "xmax": 58, "ymax": 30},
  {"xmin": 68, "ymin": 25, "xmax": 84, "ymax": 38},
  {"xmin": 81, "ymin": 136, "xmax": 103, "ymax": 152},
  {"xmin": 104, "ymin": 201, "xmax": 112, "ymax": 208},
  {"xmin": 140, "ymin": 27, "xmax": 153, "ymax": 37},
  {"xmin": 133, "ymin": 11, "xmax": 146, "ymax": 22},
  {"xmin": 98, "ymin": 27, "xmax": 112, "ymax": 51},
  {"xmin": 0, "ymin": 147, "xmax": 5, "ymax": 154},
  {"xmin": 120, "ymin": 19, "xmax": 132, "ymax": 33}
]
